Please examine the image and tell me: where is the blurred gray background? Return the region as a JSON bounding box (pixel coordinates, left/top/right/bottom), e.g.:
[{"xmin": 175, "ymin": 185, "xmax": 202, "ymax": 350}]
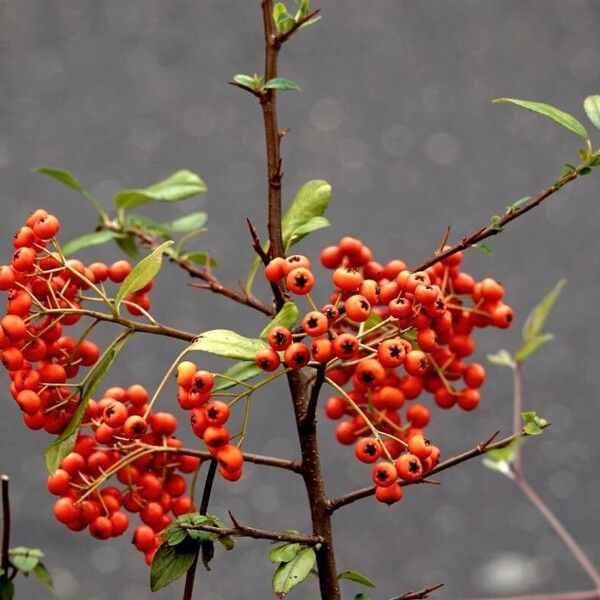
[{"xmin": 1, "ymin": 1, "xmax": 600, "ymax": 599}]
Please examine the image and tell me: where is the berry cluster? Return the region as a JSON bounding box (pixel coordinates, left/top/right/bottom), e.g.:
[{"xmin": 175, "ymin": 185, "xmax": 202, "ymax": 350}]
[
  {"xmin": 176, "ymin": 360, "xmax": 245, "ymax": 482},
  {"xmin": 259, "ymin": 236, "xmax": 513, "ymax": 502}
]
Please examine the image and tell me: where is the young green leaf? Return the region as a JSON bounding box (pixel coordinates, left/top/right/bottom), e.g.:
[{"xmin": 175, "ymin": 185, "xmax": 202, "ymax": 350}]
[
  {"xmin": 493, "ymin": 98, "xmax": 589, "ymax": 140},
  {"xmin": 269, "ymin": 543, "xmax": 301, "ymax": 564},
  {"xmin": 213, "ymin": 361, "xmax": 262, "ymax": 392},
  {"xmin": 189, "ymin": 330, "xmax": 268, "ymax": 361},
  {"xmin": 273, "ymin": 3, "xmax": 294, "ymax": 34},
  {"xmin": 182, "ymin": 252, "xmax": 219, "ymax": 268},
  {"xmin": 487, "ymin": 349, "xmax": 515, "ymax": 368},
  {"xmin": 32, "ymin": 562, "xmax": 53, "ymax": 590},
  {"xmin": 33, "ymin": 166, "xmax": 83, "ymax": 191},
  {"xmin": 272, "ymin": 547, "xmax": 316, "ymax": 597},
  {"xmin": 294, "ymin": 0, "xmax": 310, "ymax": 17},
  {"xmin": 233, "ymin": 74, "xmax": 258, "ymax": 89},
  {"xmin": 44, "ymin": 333, "xmax": 132, "ymax": 473},
  {"xmin": 489, "ymin": 215, "xmax": 503, "ymax": 231},
  {"xmin": 264, "ymin": 78, "xmax": 301, "ymax": 91},
  {"xmin": 9, "ymin": 547, "xmax": 44, "ymax": 574},
  {"xmin": 150, "ymin": 540, "xmax": 199, "ymax": 592},
  {"xmin": 62, "ymin": 230, "xmax": 123, "ymax": 257},
  {"xmin": 167, "ymin": 212, "xmax": 208, "ymax": 234},
  {"xmin": 522, "ymin": 411, "xmax": 548, "ymax": 435},
  {"xmin": 583, "ymin": 95, "xmax": 600, "ymax": 131},
  {"xmin": 114, "ymin": 241, "xmax": 173, "ymax": 312},
  {"xmin": 338, "ymin": 570, "xmax": 376, "ymax": 588},
  {"xmin": 482, "ymin": 438, "xmax": 522, "ymax": 476},
  {"xmin": 472, "ymin": 242, "xmax": 493, "ymax": 256},
  {"xmin": 114, "ymin": 170, "xmax": 207, "ymax": 211},
  {"xmin": 521, "ymin": 279, "xmax": 566, "ymax": 342},
  {"xmin": 506, "ymin": 196, "xmax": 532, "ymax": 213},
  {"xmin": 282, "ymin": 180, "xmax": 332, "ymax": 250},
  {"xmin": 514, "ymin": 332, "xmax": 554, "ymax": 363},
  {"xmin": 260, "ymin": 302, "xmax": 299, "ymax": 338}
]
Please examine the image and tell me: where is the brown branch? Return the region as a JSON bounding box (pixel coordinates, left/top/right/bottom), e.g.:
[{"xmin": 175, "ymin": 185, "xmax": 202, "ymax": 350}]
[
  {"xmin": 228, "ymin": 81, "xmax": 264, "ymax": 99},
  {"xmin": 181, "ymin": 512, "xmax": 323, "ymax": 546},
  {"xmin": 327, "ymin": 426, "xmax": 546, "ymax": 512},
  {"xmin": 183, "ymin": 460, "xmax": 217, "ymax": 600},
  {"xmin": 300, "ymin": 363, "xmax": 326, "ymax": 427},
  {"xmin": 1, "ymin": 475, "xmax": 9, "ymax": 574},
  {"xmin": 390, "ymin": 583, "xmax": 444, "ymax": 600},
  {"xmin": 412, "ymin": 170, "xmax": 580, "ymax": 272}
]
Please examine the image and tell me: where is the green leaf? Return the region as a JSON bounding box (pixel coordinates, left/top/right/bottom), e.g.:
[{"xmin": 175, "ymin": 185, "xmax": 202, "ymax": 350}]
[
  {"xmin": 288, "ymin": 216, "xmax": 330, "ymax": 245},
  {"xmin": 269, "ymin": 543, "xmax": 301, "ymax": 564},
  {"xmin": 260, "ymin": 302, "xmax": 299, "ymax": 338},
  {"xmin": 182, "ymin": 252, "xmax": 219, "ymax": 268},
  {"xmin": 164, "ymin": 522, "xmax": 188, "ymax": 547},
  {"xmin": 44, "ymin": 333, "xmax": 131, "ymax": 473},
  {"xmin": 354, "ymin": 595, "xmax": 370, "ymax": 600},
  {"xmin": 493, "ymin": 98, "xmax": 589, "ymax": 140},
  {"xmin": 522, "ymin": 279, "xmax": 566, "ymax": 342},
  {"xmin": 62, "ymin": 230, "xmax": 122, "ymax": 257},
  {"xmin": 114, "ymin": 241, "xmax": 173, "ymax": 311},
  {"xmin": 514, "ymin": 332, "xmax": 554, "ymax": 363},
  {"xmin": 114, "ymin": 170, "xmax": 207, "ymax": 211},
  {"xmin": 472, "ymin": 243, "xmax": 493, "ymax": 256},
  {"xmin": 233, "ymin": 74, "xmax": 258, "ymax": 89},
  {"xmin": 123, "ymin": 215, "xmax": 171, "ymax": 237},
  {"xmin": 298, "ymin": 15, "xmax": 322, "ymax": 30},
  {"xmin": 487, "ymin": 349, "xmax": 515, "ymax": 368},
  {"xmin": 33, "ymin": 166, "xmax": 83, "ymax": 192},
  {"xmin": 167, "ymin": 212, "xmax": 208, "ymax": 234},
  {"xmin": 213, "ymin": 361, "xmax": 262, "ymax": 392},
  {"xmin": 294, "ymin": 0, "xmax": 310, "ymax": 17},
  {"xmin": 150, "ymin": 540, "xmax": 199, "ymax": 592},
  {"xmin": 282, "ymin": 180, "xmax": 332, "ymax": 250},
  {"xmin": 522, "ymin": 411, "xmax": 548, "ymax": 436},
  {"xmin": 489, "ymin": 215, "xmax": 503, "ymax": 231},
  {"xmin": 9, "ymin": 547, "xmax": 43, "ymax": 574},
  {"xmin": 201, "ymin": 541, "xmax": 214, "ymax": 571},
  {"xmin": 273, "ymin": 3, "xmax": 294, "ymax": 34},
  {"xmin": 583, "ymin": 95, "xmax": 600, "ymax": 131},
  {"xmin": 483, "ymin": 438, "xmax": 522, "ymax": 476},
  {"xmin": 32, "ymin": 562, "xmax": 53, "ymax": 590},
  {"xmin": 264, "ymin": 78, "xmax": 301, "ymax": 91},
  {"xmin": 115, "ymin": 234, "xmax": 139, "ymax": 258},
  {"xmin": 0, "ymin": 575, "xmax": 14, "ymax": 600},
  {"xmin": 272, "ymin": 547, "xmax": 316, "ymax": 597},
  {"xmin": 507, "ymin": 196, "xmax": 532, "ymax": 213},
  {"xmin": 338, "ymin": 570, "xmax": 376, "ymax": 588},
  {"xmin": 189, "ymin": 330, "xmax": 267, "ymax": 361}
]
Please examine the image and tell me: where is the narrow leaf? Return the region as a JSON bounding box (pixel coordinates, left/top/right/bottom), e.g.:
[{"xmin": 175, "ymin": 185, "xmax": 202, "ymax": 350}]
[
  {"xmin": 338, "ymin": 570, "xmax": 376, "ymax": 588},
  {"xmin": 150, "ymin": 540, "xmax": 199, "ymax": 592},
  {"xmin": 183, "ymin": 252, "xmax": 219, "ymax": 268},
  {"xmin": 472, "ymin": 243, "xmax": 493, "ymax": 256},
  {"xmin": 272, "ymin": 547, "xmax": 316, "ymax": 596},
  {"xmin": 189, "ymin": 330, "xmax": 267, "ymax": 361},
  {"xmin": 522, "ymin": 279, "xmax": 566, "ymax": 342},
  {"xmin": 114, "ymin": 170, "xmax": 207, "ymax": 210},
  {"xmin": 32, "ymin": 562, "xmax": 53, "ymax": 590},
  {"xmin": 487, "ymin": 349, "xmax": 515, "ymax": 368},
  {"xmin": 213, "ymin": 361, "xmax": 262, "ymax": 392},
  {"xmin": 264, "ymin": 78, "xmax": 301, "ymax": 91},
  {"xmin": 62, "ymin": 230, "xmax": 122, "ymax": 257},
  {"xmin": 260, "ymin": 302, "xmax": 299, "ymax": 338},
  {"xmin": 115, "ymin": 241, "xmax": 173, "ymax": 311},
  {"xmin": 583, "ymin": 95, "xmax": 600, "ymax": 131},
  {"xmin": 514, "ymin": 333, "xmax": 554, "ymax": 363},
  {"xmin": 33, "ymin": 166, "xmax": 83, "ymax": 191},
  {"xmin": 506, "ymin": 196, "xmax": 532, "ymax": 213},
  {"xmin": 493, "ymin": 98, "xmax": 589, "ymax": 140}
]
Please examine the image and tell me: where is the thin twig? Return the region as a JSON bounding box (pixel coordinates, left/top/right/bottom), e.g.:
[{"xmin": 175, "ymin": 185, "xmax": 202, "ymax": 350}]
[
  {"xmin": 390, "ymin": 583, "xmax": 444, "ymax": 600},
  {"xmin": 1, "ymin": 475, "xmax": 10, "ymax": 574},
  {"xmin": 278, "ymin": 9, "xmax": 321, "ymax": 44}
]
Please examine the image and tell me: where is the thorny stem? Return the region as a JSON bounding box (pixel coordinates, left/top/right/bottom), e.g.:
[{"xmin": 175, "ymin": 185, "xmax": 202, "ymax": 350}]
[
  {"xmin": 390, "ymin": 583, "xmax": 445, "ymax": 600},
  {"xmin": 1, "ymin": 475, "xmax": 10, "ymax": 575},
  {"xmin": 183, "ymin": 460, "xmax": 218, "ymax": 600}
]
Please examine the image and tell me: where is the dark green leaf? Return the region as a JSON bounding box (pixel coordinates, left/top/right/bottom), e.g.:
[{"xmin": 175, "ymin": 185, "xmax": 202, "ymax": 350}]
[
  {"xmin": 493, "ymin": 98, "xmax": 589, "ymax": 140},
  {"xmin": 0, "ymin": 575, "xmax": 14, "ymax": 600},
  {"xmin": 269, "ymin": 543, "xmax": 301, "ymax": 564},
  {"xmin": 272, "ymin": 547, "xmax": 316, "ymax": 597},
  {"xmin": 201, "ymin": 541, "xmax": 214, "ymax": 571},
  {"xmin": 115, "ymin": 234, "xmax": 139, "ymax": 258},
  {"xmin": 487, "ymin": 349, "xmax": 515, "ymax": 368},
  {"xmin": 114, "ymin": 170, "xmax": 207, "ymax": 210},
  {"xmin": 472, "ymin": 243, "xmax": 493, "ymax": 256},
  {"xmin": 260, "ymin": 302, "xmax": 299, "ymax": 338},
  {"xmin": 506, "ymin": 196, "xmax": 532, "ymax": 212},
  {"xmin": 167, "ymin": 212, "xmax": 208, "ymax": 234},
  {"xmin": 213, "ymin": 361, "xmax": 262, "ymax": 392},
  {"xmin": 337, "ymin": 570, "xmax": 376, "ymax": 588},
  {"xmin": 33, "ymin": 166, "xmax": 83, "ymax": 192},
  {"xmin": 164, "ymin": 522, "xmax": 188, "ymax": 547},
  {"xmin": 9, "ymin": 547, "xmax": 43, "ymax": 574},
  {"xmin": 282, "ymin": 180, "xmax": 332, "ymax": 250},
  {"xmin": 264, "ymin": 78, "xmax": 301, "ymax": 91},
  {"xmin": 522, "ymin": 411, "xmax": 548, "ymax": 436},
  {"xmin": 522, "ymin": 279, "xmax": 566, "ymax": 342},
  {"xmin": 44, "ymin": 333, "xmax": 131, "ymax": 473},
  {"xmin": 354, "ymin": 595, "xmax": 370, "ymax": 600},
  {"xmin": 150, "ymin": 540, "xmax": 199, "ymax": 592},
  {"xmin": 115, "ymin": 241, "xmax": 173, "ymax": 311},
  {"xmin": 579, "ymin": 166, "xmax": 592, "ymax": 176},
  {"xmin": 189, "ymin": 330, "xmax": 267, "ymax": 361},
  {"xmin": 62, "ymin": 230, "xmax": 122, "ymax": 257},
  {"xmin": 514, "ymin": 333, "xmax": 554, "ymax": 363},
  {"xmin": 583, "ymin": 95, "xmax": 600, "ymax": 131},
  {"xmin": 183, "ymin": 252, "xmax": 219, "ymax": 268},
  {"xmin": 32, "ymin": 562, "xmax": 53, "ymax": 590}
]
